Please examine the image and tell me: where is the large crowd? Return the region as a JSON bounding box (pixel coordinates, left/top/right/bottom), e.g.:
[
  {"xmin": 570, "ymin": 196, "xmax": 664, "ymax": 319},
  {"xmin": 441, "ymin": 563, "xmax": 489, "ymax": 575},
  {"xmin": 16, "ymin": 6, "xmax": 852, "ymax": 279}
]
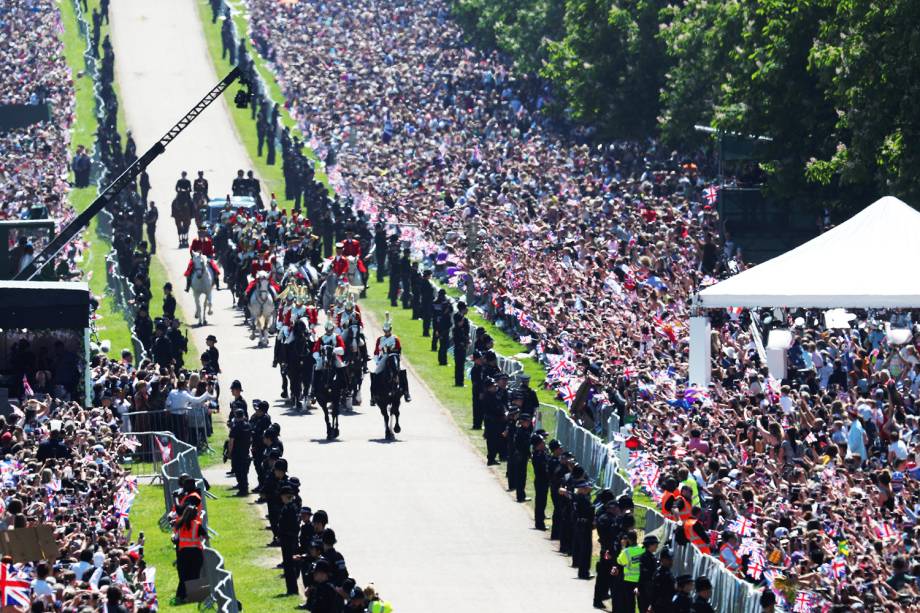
[
  {"xmin": 0, "ymin": 394, "xmax": 157, "ymax": 611},
  {"xmin": 244, "ymin": 0, "xmax": 920, "ymax": 609},
  {"xmin": 0, "ymin": 0, "xmax": 74, "ymax": 224}
]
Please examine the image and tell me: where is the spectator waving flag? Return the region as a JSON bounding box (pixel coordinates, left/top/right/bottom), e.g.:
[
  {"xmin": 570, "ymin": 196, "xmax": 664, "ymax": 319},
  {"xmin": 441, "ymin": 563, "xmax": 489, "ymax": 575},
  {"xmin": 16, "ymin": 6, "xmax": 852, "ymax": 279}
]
[
  {"xmin": 153, "ymin": 437, "xmax": 172, "ymax": 463},
  {"xmin": 0, "ymin": 564, "xmax": 31, "ymax": 609},
  {"xmin": 143, "ymin": 567, "xmax": 158, "ymax": 606},
  {"xmin": 703, "ymin": 185, "xmax": 720, "ymax": 205},
  {"xmin": 21, "ymin": 375, "xmax": 33, "ymax": 398},
  {"xmin": 831, "ymin": 556, "xmax": 847, "ymax": 579}
]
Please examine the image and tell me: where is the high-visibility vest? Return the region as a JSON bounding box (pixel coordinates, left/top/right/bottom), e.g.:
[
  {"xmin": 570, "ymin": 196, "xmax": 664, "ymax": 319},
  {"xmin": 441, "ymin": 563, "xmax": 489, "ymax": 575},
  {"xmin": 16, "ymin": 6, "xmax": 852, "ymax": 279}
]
[
  {"xmin": 178, "ymin": 519, "xmax": 203, "ymax": 549},
  {"xmin": 675, "ymin": 495, "xmax": 693, "ymax": 522},
  {"xmin": 660, "ymin": 489, "xmax": 678, "ymax": 521},
  {"xmin": 368, "ymin": 601, "xmax": 393, "ymax": 613},
  {"xmin": 719, "ymin": 542, "xmax": 741, "ymax": 573},
  {"xmin": 616, "ymin": 545, "xmax": 644, "ymax": 583},
  {"xmin": 682, "ymin": 477, "xmax": 700, "ymax": 507},
  {"xmin": 683, "ymin": 519, "xmax": 710, "ymax": 555}
]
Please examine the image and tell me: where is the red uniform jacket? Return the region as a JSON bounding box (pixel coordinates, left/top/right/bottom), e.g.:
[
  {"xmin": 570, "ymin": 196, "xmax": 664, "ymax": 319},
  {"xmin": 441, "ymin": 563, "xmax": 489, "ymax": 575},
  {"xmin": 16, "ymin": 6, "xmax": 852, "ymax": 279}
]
[
  {"xmin": 312, "ymin": 334, "xmax": 345, "ymax": 353},
  {"xmin": 374, "ymin": 336, "xmax": 402, "ymax": 355},
  {"xmin": 341, "ymin": 239, "xmax": 362, "ymax": 258},
  {"xmin": 330, "ymin": 256, "xmax": 350, "ymax": 276},
  {"xmin": 190, "ymin": 237, "xmax": 214, "ymax": 257}
]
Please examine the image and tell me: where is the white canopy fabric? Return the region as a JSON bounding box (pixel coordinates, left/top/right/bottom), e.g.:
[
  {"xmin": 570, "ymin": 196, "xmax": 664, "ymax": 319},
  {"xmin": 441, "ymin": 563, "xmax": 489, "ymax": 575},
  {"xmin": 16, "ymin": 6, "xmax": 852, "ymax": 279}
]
[{"xmin": 698, "ymin": 196, "xmax": 920, "ymax": 309}]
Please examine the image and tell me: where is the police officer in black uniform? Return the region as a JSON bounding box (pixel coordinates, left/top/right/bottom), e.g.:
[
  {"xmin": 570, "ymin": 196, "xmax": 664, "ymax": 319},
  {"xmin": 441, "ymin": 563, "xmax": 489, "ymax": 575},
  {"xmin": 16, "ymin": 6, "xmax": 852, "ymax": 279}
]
[
  {"xmin": 518, "ymin": 373, "xmax": 539, "ymax": 418},
  {"xmin": 593, "ymin": 498, "xmax": 620, "ymax": 608},
  {"xmin": 398, "ymin": 248, "xmax": 413, "ymax": 309},
  {"xmin": 650, "ymin": 548, "xmax": 675, "ymax": 612},
  {"xmin": 531, "ymin": 434, "xmax": 549, "ymax": 530},
  {"xmin": 410, "ymin": 264, "xmax": 424, "ymax": 319},
  {"xmin": 481, "ymin": 377, "xmax": 504, "ymax": 465},
  {"xmin": 374, "ymin": 222, "xmax": 388, "ymax": 281},
  {"xmin": 387, "ymin": 238, "xmax": 401, "ymax": 307},
  {"xmin": 249, "ymin": 400, "xmax": 271, "ymax": 488},
  {"xmin": 548, "ymin": 444, "xmax": 566, "ymax": 541},
  {"xmin": 430, "ymin": 288, "xmax": 446, "ymax": 351},
  {"xmin": 229, "ymin": 380, "xmax": 248, "ymax": 418},
  {"xmin": 436, "ymin": 301, "xmax": 453, "ymax": 365},
  {"xmin": 419, "ymin": 269, "xmax": 434, "ymax": 336},
  {"xmin": 319, "ymin": 528, "xmax": 349, "ymax": 586},
  {"xmin": 278, "ymin": 485, "xmax": 302, "ymax": 595},
  {"xmin": 571, "ymin": 479, "xmax": 595, "ymax": 579},
  {"xmin": 264, "ymin": 456, "xmax": 288, "ymax": 546},
  {"xmin": 672, "ymin": 575, "xmax": 694, "ymax": 612},
  {"xmin": 452, "ymin": 301, "xmax": 470, "ymax": 387},
  {"xmin": 469, "ymin": 351, "xmax": 486, "ymax": 429},
  {"xmin": 638, "ymin": 535, "xmax": 660, "ymax": 612},
  {"xmin": 511, "ymin": 411, "xmax": 533, "ymax": 502},
  {"xmin": 228, "ymin": 409, "xmax": 252, "ymax": 495},
  {"xmin": 690, "ymin": 577, "xmax": 715, "ymax": 613}
]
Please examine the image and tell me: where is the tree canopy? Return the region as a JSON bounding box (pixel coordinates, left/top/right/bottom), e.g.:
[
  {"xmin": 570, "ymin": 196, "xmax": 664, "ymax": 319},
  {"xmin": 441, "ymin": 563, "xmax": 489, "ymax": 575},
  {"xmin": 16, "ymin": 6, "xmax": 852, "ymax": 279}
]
[{"xmin": 453, "ymin": 0, "xmax": 920, "ymax": 211}]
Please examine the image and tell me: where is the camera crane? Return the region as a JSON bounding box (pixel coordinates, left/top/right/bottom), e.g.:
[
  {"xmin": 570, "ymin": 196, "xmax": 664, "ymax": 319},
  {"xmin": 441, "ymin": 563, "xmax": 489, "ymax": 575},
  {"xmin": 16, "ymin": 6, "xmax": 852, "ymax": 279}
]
[{"xmin": 14, "ymin": 66, "xmax": 249, "ymax": 281}]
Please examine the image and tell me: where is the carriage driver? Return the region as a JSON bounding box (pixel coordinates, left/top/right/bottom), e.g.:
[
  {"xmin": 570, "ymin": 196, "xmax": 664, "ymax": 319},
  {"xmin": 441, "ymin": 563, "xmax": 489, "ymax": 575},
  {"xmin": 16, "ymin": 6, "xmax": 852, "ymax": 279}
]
[
  {"xmin": 370, "ymin": 313, "xmax": 411, "ymax": 404},
  {"xmin": 312, "ymin": 321, "xmax": 346, "ymax": 369},
  {"xmin": 184, "ymin": 226, "xmax": 221, "ymax": 292}
]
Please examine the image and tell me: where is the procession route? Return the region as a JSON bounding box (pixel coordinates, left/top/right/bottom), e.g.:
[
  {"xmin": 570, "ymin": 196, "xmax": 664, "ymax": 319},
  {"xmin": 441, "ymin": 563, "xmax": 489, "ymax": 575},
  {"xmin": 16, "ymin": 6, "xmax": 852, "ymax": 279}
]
[{"xmin": 109, "ymin": 1, "xmax": 593, "ymax": 610}]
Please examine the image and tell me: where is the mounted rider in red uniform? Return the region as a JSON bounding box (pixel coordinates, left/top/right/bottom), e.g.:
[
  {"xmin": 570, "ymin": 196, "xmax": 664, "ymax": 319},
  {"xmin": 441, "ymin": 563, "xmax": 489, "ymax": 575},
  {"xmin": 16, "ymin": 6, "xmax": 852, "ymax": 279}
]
[
  {"xmin": 184, "ymin": 230, "xmax": 221, "ymax": 292},
  {"xmin": 245, "ymin": 251, "xmax": 280, "ymax": 300},
  {"xmin": 341, "ymin": 231, "xmax": 368, "ymax": 275}
]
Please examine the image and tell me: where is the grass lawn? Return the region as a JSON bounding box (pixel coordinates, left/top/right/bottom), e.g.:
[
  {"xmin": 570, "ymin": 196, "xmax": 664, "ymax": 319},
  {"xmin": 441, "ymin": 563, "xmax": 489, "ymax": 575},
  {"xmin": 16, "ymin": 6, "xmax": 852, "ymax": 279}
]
[
  {"xmin": 131, "ymin": 483, "xmax": 298, "ymax": 613},
  {"xmin": 195, "ymin": 0, "xmax": 330, "ymax": 207}
]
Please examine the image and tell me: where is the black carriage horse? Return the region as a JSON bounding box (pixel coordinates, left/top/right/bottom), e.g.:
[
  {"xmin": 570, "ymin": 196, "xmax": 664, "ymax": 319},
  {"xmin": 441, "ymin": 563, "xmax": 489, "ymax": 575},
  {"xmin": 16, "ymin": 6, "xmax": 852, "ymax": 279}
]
[
  {"xmin": 342, "ymin": 322, "xmax": 368, "ymax": 409},
  {"xmin": 372, "ymin": 352, "xmax": 406, "ymax": 440},
  {"xmin": 312, "ymin": 344, "xmax": 344, "ymax": 439}
]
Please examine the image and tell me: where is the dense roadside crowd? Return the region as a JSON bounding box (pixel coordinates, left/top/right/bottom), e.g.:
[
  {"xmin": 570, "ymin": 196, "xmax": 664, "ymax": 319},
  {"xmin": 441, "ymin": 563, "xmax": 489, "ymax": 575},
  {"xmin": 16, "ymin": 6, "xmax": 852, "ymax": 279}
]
[
  {"xmin": 0, "ymin": 0, "xmax": 75, "ymax": 224},
  {"xmin": 0, "ymin": 394, "xmax": 156, "ymax": 611},
  {"xmin": 243, "ymin": 0, "xmax": 920, "ymax": 609}
]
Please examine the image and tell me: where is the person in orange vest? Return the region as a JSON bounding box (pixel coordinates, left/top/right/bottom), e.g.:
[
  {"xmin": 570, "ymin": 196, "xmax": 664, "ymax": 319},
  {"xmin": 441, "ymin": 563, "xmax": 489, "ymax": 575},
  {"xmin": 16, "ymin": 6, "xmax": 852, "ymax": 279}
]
[
  {"xmin": 718, "ymin": 530, "xmax": 742, "ymax": 575},
  {"xmin": 682, "ymin": 507, "xmax": 711, "ymax": 555},
  {"xmin": 659, "ymin": 477, "xmax": 680, "ymax": 521},
  {"xmin": 173, "ymin": 504, "xmax": 204, "ymax": 603}
]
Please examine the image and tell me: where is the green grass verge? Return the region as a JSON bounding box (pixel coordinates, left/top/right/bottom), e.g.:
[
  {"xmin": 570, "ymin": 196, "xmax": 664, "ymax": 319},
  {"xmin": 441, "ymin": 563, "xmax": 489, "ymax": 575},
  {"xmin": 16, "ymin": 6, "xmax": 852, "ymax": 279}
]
[
  {"xmin": 131, "ymin": 483, "xmax": 298, "ymax": 612},
  {"xmin": 195, "ymin": 0, "xmax": 331, "ymax": 205}
]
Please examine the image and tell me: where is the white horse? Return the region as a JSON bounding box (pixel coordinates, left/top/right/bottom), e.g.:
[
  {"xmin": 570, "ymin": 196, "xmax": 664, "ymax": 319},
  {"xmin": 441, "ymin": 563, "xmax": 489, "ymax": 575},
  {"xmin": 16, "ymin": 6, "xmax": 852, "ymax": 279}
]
[
  {"xmin": 190, "ymin": 252, "xmax": 216, "ymax": 326},
  {"xmin": 248, "ymin": 271, "xmax": 275, "ymax": 347}
]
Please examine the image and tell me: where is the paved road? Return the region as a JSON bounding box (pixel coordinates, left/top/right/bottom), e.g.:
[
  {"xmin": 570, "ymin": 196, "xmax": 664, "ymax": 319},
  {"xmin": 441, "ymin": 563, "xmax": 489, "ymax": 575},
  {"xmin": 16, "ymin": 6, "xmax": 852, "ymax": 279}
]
[{"xmin": 109, "ymin": 2, "xmax": 593, "ymax": 610}]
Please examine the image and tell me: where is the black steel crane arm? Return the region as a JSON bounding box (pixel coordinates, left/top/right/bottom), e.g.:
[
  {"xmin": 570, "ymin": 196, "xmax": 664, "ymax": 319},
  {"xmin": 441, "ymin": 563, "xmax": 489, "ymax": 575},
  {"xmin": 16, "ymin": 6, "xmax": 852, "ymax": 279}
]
[{"xmin": 14, "ymin": 66, "xmax": 243, "ymax": 281}]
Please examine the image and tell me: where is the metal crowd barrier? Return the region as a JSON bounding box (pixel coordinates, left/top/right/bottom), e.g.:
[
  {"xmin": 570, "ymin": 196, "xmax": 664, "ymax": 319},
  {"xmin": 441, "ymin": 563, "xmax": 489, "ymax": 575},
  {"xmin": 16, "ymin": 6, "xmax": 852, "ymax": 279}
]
[
  {"xmin": 551, "ymin": 404, "xmax": 762, "ymax": 613},
  {"xmin": 131, "ymin": 431, "xmax": 239, "ymax": 613},
  {"xmin": 121, "ymin": 409, "xmax": 213, "ymax": 454}
]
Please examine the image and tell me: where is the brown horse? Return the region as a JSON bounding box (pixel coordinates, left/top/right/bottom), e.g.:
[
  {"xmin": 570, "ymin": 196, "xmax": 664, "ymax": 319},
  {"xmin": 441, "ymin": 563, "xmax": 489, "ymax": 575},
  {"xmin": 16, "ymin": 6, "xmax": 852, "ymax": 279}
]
[{"xmin": 171, "ymin": 195, "xmax": 194, "ymax": 248}]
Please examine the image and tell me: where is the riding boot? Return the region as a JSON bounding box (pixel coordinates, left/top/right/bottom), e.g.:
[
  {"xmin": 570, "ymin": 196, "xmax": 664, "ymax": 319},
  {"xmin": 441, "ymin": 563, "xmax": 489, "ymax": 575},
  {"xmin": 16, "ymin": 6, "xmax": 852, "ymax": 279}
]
[
  {"xmin": 369, "ymin": 373, "xmax": 376, "ymax": 406},
  {"xmin": 399, "ymin": 369, "xmax": 411, "ymax": 402},
  {"xmin": 185, "ymin": 275, "xmax": 191, "ymax": 292}
]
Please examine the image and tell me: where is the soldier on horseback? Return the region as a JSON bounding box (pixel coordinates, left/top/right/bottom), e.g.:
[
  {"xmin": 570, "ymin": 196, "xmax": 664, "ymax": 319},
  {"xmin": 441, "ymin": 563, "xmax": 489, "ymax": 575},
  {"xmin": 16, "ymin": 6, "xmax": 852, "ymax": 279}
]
[
  {"xmin": 370, "ymin": 313, "xmax": 411, "ymax": 404},
  {"xmin": 184, "ymin": 226, "xmax": 221, "ymax": 292}
]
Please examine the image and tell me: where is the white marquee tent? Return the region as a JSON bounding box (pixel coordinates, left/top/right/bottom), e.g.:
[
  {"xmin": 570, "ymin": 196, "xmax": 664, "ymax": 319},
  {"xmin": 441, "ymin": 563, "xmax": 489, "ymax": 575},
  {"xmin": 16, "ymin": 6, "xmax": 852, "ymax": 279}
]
[{"xmin": 689, "ymin": 196, "xmax": 919, "ymax": 384}]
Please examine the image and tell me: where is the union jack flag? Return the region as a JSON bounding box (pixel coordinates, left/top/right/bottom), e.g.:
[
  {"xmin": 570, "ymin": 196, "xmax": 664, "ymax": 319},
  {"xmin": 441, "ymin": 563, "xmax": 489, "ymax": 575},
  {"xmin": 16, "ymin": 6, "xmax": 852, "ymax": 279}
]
[
  {"xmin": 702, "ymin": 185, "xmax": 720, "ymax": 205},
  {"xmin": 728, "ymin": 515, "xmax": 755, "ymax": 537},
  {"xmin": 793, "ymin": 591, "xmax": 812, "ymax": 613},
  {"xmin": 746, "ymin": 558, "xmax": 763, "ymax": 580},
  {"xmin": 0, "ymin": 564, "xmax": 31, "ymax": 608},
  {"xmin": 874, "ymin": 521, "xmax": 896, "ymax": 540},
  {"xmin": 560, "ymin": 382, "xmax": 578, "ymax": 406},
  {"xmin": 831, "ymin": 556, "xmax": 847, "ymax": 579}
]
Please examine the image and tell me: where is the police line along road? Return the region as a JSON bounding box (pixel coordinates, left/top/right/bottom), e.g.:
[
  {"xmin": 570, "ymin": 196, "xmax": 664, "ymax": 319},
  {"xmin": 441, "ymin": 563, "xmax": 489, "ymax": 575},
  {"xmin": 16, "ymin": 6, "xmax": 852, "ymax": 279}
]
[{"xmin": 108, "ymin": 0, "xmax": 595, "ymax": 610}]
